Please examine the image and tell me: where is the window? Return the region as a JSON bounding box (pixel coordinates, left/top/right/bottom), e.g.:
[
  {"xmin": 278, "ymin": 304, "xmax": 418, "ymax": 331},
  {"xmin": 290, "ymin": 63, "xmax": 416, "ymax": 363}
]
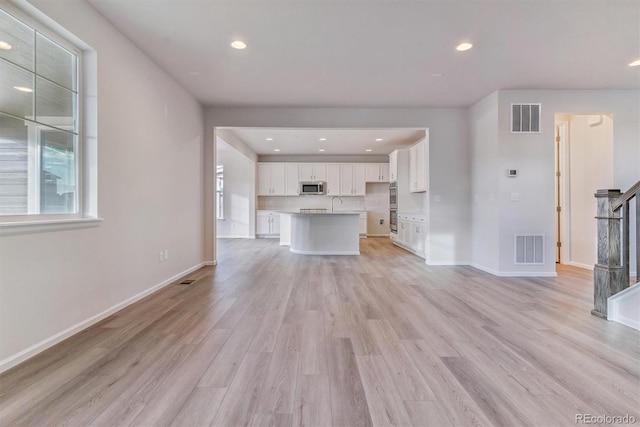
[
  {"xmin": 216, "ymin": 164, "xmax": 224, "ymax": 219},
  {"xmin": 0, "ymin": 6, "xmax": 79, "ymax": 216}
]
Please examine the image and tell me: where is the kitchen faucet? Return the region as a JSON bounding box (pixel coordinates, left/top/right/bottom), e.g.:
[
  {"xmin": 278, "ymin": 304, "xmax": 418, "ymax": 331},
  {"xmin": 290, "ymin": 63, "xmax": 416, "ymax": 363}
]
[{"xmin": 331, "ymin": 196, "xmax": 343, "ymax": 213}]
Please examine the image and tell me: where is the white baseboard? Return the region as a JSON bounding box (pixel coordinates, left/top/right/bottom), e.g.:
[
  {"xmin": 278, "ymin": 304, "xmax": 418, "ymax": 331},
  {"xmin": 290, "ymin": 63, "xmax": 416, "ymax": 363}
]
[
  {"xmin": 203, "ymin": 260, "xmax": 217, "ymax": 266},
  {"xmin": 566, "ymin": 261, "xmax": 594, "ymax": 270},
  {"xmin": 470, "ymin": 263, "xmax": 558, "ymax": 277},
  {"xmin": 217, "ymin": 235, "xmax": 254, "ymax": 239},
  {"xmin": 0, "ymin": 262, "xmax": 209, "ymax": 374},
  {"xmin": 289, "ymin": 249, "xmax": 360, "ymax": 255},
  {"xmin": 425, "ymin": 260, "xmax": 471, "ymax": 266}
]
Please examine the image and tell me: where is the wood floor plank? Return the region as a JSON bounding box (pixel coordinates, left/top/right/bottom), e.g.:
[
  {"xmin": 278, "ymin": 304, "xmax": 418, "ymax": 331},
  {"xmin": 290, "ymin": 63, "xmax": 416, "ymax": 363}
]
[
  {"xmin": 292, "ymin": 375, "xmax": 332, "ymax": 427},
  {"xmin": 211, "ymin": 352, "xmax": 272, "ymax": 427},
  {"xmin": 168, "ymin": 387, "xmax": 227, "ymax": 427},
  {"xmin": 356, "ymin": 355, "xmax": 413, "ymax": 426},
  {"xmin": 300, "ymin": 310, "xmax": 328, "ymax": 375},
  {"xmin": 326, "ymin": 337, "xmax": 373, "ymax": 427}
]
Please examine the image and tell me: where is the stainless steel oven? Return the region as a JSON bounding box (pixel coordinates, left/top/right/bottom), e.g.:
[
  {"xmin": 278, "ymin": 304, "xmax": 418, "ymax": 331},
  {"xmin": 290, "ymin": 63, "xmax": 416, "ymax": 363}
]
[
  {"xmin": 389, "ymin": 182, "xmax": 398, "ymax": 233},
  {"xmin": 389, "ymin": 209, "xmax": 397, "ymax": 233},
  {"xmin": 389, "ymin": 182, "xmax": 397, "ymax": 210}
]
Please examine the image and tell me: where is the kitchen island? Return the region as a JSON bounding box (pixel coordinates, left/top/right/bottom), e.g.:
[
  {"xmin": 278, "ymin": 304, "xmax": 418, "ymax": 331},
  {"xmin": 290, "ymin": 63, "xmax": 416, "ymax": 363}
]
[{"xmin": 280, "ymin": 211, "xmax": 360, "ymax": 255}]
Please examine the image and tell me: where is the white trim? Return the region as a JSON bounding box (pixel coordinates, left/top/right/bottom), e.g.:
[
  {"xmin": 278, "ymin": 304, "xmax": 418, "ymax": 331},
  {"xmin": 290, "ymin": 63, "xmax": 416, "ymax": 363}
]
[
  {"xmin": 203, "ymin": 260, "xmax": 217, "ymax": 266},
  {"xmin": 425, "ymin": 260, "xmax": 471, "ymax": 266},
  {"xmin": 607, "ymin": 283, "xmax": 640, "ymax": 331},
  {"xmin": 0, "ymin": 262, "xmax": 209, "ymax": 374},
  {"xmin": 470, "ymin": 263, "xmax": 558, "ymax": 277},
  {"xmin": 367, "ymin": 234, "xmax": 390, "ymax": 237},
  {"xmin": 216, "ymin": 235, "xmax": 254, "ymax": 239},
  {"xmin": 0, "ymin": 217, "xmax": 102, "ymax": 236},
  {"xmin": 565, "ymin": 261, "xmax": 593, "ymax": 270},
  {"xmin": 289, "ymin": 248, "xmax": 360, "ymax": 255}
]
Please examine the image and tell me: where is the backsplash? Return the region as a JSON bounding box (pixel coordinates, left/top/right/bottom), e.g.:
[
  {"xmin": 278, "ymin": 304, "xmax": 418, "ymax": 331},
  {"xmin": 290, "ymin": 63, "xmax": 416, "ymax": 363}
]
[{"xmin": 258, "ymin": 195, "xmax": 365, "ymax": 211}]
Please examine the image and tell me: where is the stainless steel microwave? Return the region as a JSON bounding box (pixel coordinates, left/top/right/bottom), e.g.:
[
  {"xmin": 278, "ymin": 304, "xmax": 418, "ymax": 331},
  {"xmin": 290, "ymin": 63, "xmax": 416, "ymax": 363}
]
[{"xmin": 299, "ymin": 181, "xmax": 326, "ymax": 195}]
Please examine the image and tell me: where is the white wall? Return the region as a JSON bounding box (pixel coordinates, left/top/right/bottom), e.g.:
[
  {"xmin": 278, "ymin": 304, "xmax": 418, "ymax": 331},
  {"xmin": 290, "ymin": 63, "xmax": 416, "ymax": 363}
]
[
  {"xmin": 568, "ymin": 115, "xmax": 614, "ymax": 268},
  {"xmin": 204, "ymin": 107, "xmax": 472, "ymax": 266},
  {"xmin": 216, "ymin": 139, "xmax": 255, "ymax": 238},
  {"xmin": 469, "ymin": 89, "xmax": 639, "ymax": 276},
  {"xmin": 470, "ymin": 92, "xmax": 500, "ymax": 273},
  {"xmin": 365, "ymin": 183, "xmax": 390, "ymax": 236},
  {"xmin": 0, "ymin": 0, "xmax": 205, "ymax": 369}
]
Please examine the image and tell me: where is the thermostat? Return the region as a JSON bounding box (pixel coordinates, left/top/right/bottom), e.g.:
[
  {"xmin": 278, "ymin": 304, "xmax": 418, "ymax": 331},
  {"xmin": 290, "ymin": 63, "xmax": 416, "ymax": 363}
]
[{"xmin": 507, "ymin": 169, "xmax": 518, "ymax": 177}]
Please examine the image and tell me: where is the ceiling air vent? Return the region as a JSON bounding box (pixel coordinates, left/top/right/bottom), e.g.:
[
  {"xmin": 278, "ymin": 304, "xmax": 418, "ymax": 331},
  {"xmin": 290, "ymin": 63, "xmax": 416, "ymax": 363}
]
[
  {"xmin": 511, "ymin": 103, "xmax": 541, "ymax": 133},
  {"xmin": 514, "ymin": 235, "xmax": 544, "ymax": 264}
]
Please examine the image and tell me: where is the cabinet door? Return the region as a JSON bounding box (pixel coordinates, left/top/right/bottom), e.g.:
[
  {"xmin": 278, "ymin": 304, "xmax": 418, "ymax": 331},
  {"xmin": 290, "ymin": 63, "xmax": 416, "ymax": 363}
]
[
  {"xmin": 298, "ymin": 164, "xmax": 313, "ymax": 181},
  {"xmin": 409, "ymin": 145, "xmax": 418, "ymax": 192},
  {"xmin": 365, "ymin": 164, "xmax": 380, "ymax": 182},
  {"xmin": 270, "ymin": 214, "xmax": 280, "ymax": 235},
  {"xmin": 257, "ymin": 164, "xmax": 271, "ymax": 196},
  {"xmin": 411, "ymin": 222, "xmax": 425, "ymax": 256},
  {"xmin": 326, "ymin": 164, "xmax": 341, "ymax": 195},
  {"xmin": 256, "ymin": 214, "xmax": 270, "ymax": 234},
  {"xmin": 416, "ymin": 141, "xmax": 427, "ymax": 192},
  {"xmin": 379, "ymin": 163, "xmax": 390, "ymax": 182},
  {"xmin": 389, "ymin": 151, "xmax": 398, "ymax": 182},
  {"xmin": 359, "ymin": 213, "xmax": 367, "ymax": 235},
  {"xmin": 399, "ymin": 220, "xmax": 410, "ymax": 245},
  {"xmin": 270, "ymin": 163, "xmax": 286, "ymax": 195},
  {"xmin": 312, "ymin": 164, "xmax": 327, "ymax": 182},
  {"xmin": 284, "ymin": 164, "xmax": 299, "ymax": 196},
  {"xmin": 353, "ymin": 164, "xmax": 366, "ymax": 196},
  {"xmin": 340, "ymin": 164, "xmax": 354, "ymax": 195}
]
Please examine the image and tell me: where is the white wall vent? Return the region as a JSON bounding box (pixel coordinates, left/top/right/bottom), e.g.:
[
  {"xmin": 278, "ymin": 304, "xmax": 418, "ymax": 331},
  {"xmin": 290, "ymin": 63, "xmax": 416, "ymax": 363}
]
[
  {"xmin": 511, "ymin": 103, "xmax": 541, "ymax": 133},
  {"xmin": 514, "ymin": 235, "xmax": 544, "ymax": 264}
]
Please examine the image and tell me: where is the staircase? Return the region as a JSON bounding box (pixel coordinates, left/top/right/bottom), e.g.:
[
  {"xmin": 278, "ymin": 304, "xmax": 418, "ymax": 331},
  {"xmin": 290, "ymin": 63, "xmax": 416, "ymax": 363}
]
[{"xmin": 592, "ymin": 181, "xmax": 640, "ymax": 330}]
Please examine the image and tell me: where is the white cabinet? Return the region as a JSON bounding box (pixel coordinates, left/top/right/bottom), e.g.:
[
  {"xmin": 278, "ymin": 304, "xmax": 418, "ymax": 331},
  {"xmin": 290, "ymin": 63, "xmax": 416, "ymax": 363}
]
[
  {"xmin": 389, "ymin": 151, "xmax": 398, "ymax": 183},
  {"xmin": 359, "ymin": 212, "xmax": 367, "ymax": 237},
  {"xmin": 340, "ymin": 164, "xmax": 366, "ymax": 196},
  {"xmin": 365, "ymin": 163, "xmax": 390, "ymax": 183},
  {"xmin": 257, "ymin": 211, "xmax": 280, "ymax": 236},
  {"xmin": 408, "ymin": 139, "xmax": 428, "ymax": 193},
  {"xmin": 393, "ymin": 213, "xmax": 427, "ymax": 258},
  {"xmin": 258, "ymin": 163, "xmax": 286, "ymax": 196},
  {"xmin": 326, "ymin": 164, "xmax": 341, "ymax": 196},
  {"xmin": 284, "ymin": 164, "xmax": 299, "ymax": 196},
  {"xmin": 299, "ymin": 163, "xmax": 326, "ymax": 182}
]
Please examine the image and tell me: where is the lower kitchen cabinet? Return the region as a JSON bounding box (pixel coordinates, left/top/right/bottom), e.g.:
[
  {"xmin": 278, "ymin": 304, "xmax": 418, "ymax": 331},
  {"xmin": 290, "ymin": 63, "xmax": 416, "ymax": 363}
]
[
  {"xmin": 359, "ymin": 212, "xmax": 367, "ymax": 237},
  {"xmin": 256, "ymin": 211, "xmax": 280, "ymax": 237},
  {"xmin": 393, "ymin": 213, "xmax": 426, "ymax": 258}
]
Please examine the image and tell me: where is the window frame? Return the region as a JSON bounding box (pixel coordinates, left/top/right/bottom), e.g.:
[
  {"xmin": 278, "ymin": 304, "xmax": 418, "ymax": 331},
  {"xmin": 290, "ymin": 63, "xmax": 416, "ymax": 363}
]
[{"xmin": 0, "ymin": 1, "xmax": 100, "ymax": 234}]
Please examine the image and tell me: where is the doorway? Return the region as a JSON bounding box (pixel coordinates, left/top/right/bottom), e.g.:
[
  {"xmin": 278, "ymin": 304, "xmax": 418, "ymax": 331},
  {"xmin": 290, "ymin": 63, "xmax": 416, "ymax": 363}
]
[{"xmin": 554, "ymin": 113, "xmax": 614, "ymax": 268}]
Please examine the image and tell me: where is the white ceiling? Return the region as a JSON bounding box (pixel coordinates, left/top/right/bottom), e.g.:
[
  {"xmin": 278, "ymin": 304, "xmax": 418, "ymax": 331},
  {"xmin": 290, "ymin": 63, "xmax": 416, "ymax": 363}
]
[
  {"xmin": 224, "ymin": 127, "xmax": 426, "ymax": 155},
  {"xmin": 86, "ymin": 0, "xmax": 640, "ymax": 108}
]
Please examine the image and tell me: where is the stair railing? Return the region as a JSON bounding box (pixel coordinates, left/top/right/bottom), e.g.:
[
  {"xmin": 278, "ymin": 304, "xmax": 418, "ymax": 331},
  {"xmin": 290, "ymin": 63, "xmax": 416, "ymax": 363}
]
[{"xmin": 592, "ymin": 180, "xmax": 640, "ymax": 318}]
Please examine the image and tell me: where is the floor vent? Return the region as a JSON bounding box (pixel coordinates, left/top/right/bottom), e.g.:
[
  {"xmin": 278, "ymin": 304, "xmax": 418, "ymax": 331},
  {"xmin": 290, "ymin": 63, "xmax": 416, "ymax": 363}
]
[
  {"xmin": 179, "ymin": 279, "xmax": 195, "ymax": 285},
  {"xmin": 514, "ymin": 235, "xmax": 544, "ymax": 264},
  {"xmin": 511, "ymin": 103, "xmax": 541, "ymax": 133}
]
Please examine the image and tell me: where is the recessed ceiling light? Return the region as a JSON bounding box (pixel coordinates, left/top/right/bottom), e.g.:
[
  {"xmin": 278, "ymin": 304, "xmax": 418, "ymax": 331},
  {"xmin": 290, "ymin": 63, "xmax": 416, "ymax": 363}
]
[
  {"xmin": 231, "ymin": 40, "xmax": 247, "ymax": 50},
  {"xmin": 629, "ymin": 59, "xmax": 640, "ymax": 67},
  {"xmin": 273, "ymin": 148, "xmax": 280, "ymax": 152},
  {"xmin": 14, "ymin": 86, "xmax": 33, "ymax": 93},
  {"xmin": 266, "ymin": 138, "xmax": 273, "ymax": 141},
  {"xmin": 456, "ymin": 42, "xmax": 473, "ymax": 52},
  {"xmin": 365, "ymin": 149, "xmax": 372, "ymax": 152},
  {"xmin": 318, "ymin": 148, "xmax": 325, "ymax": 152},
  {"xmin": 375, "ymin": 138, "xmax": 383, "ymax": 142},
  {"xmin": 0, "ymin": 41, "xmax": 12, "ymax": 50},
  {"xmin": 319, "ymin": 138, "xmax": 326, "ymax": 141}
]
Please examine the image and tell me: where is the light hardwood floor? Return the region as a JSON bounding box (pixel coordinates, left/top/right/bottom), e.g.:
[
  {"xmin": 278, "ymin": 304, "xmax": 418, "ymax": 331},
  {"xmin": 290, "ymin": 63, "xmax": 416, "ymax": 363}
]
[{"xmin": 1, "ymin": 238, "xmax": 639, "ymax": 426}]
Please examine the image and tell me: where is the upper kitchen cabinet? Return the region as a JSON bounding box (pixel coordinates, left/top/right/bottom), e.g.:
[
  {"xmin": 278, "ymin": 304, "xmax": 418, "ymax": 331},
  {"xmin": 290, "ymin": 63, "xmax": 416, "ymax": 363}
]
[
  {"xmin": 299, "ymin": 163, "xmax": 327, "ymax": 182},
  {"xmin": 365, "ymin": 163, "xmax": 390, "ymax": 183},
  {"xmin": 340, "ymin": 164, "xmax": 366, "ymax": 196},
  {"xmin": 326, "ymin": 164, "xmax": 341, "ymax": 196},
  {"xmin": 389, "ymin": 151, "xmax": 398, "ymax": 183},
  {"xmin": 284, "ymin": 163, "xmax": 299, "ymax": 196},
  {"xmin": 408, "ymin": 136, "xmax": 429, "ymax": 193},
  {"xmin": 258, "ymin": 163, "xmax": 286, "ymax": 195}
]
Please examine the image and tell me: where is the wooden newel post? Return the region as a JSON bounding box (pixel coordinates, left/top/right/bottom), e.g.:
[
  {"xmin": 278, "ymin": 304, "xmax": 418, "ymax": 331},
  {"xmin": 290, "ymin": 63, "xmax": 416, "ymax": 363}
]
[{"xmin": 592, "ymin": 189, "xmax": 624, "ymax": 318}]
